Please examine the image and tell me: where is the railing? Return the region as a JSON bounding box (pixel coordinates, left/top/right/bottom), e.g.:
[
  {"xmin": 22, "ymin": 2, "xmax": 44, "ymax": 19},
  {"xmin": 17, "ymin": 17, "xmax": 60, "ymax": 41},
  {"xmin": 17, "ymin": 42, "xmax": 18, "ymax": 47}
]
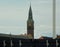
[{"xmin": 0, "ymin": 39, "xmax": 60, "ymax": 47}]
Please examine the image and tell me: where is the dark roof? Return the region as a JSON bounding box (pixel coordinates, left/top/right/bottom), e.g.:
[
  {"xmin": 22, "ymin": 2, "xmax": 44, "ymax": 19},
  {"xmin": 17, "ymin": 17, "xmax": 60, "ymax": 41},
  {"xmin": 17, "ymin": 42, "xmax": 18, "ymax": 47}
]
[
  {"xmin": 39, "ymin": 36, "xmax": 52, "ymax": 39},
  {"xmin": 0, "ymin": 33, "xmax": 29, "ymax": 39}
]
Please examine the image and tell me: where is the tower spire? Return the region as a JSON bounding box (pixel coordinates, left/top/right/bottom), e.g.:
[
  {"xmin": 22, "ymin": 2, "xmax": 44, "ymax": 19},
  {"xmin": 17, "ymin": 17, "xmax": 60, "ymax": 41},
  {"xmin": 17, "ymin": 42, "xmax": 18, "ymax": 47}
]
[
  {"xmin": 27, "ymin": 4, "xmax": 34, "ymax": 39},
  {"xmin": 28, "ymin": 4, "xmax": 33, "ymax": 20}
]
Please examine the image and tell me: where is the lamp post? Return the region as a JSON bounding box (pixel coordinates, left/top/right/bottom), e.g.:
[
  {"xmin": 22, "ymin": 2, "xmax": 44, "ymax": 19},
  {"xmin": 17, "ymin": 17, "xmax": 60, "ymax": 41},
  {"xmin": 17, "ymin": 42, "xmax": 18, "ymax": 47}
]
[{"xmin": 53, "ymin": 0, "xmax": 56, "ymax": 39}]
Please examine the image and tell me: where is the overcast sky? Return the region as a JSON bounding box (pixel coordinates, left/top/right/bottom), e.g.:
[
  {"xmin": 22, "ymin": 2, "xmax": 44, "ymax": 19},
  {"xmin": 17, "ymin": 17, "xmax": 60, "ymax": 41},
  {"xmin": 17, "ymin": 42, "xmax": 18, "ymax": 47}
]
[{"xmin": 0, "ymin": 0, "xmax": 60, "ymax": 39}]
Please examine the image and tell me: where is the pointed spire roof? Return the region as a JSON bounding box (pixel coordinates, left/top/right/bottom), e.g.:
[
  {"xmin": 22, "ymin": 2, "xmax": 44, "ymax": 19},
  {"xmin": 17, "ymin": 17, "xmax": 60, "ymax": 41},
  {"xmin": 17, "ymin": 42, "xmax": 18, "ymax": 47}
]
[
  {"xmin": 29, "ymin": 5, "xmax": 32, "ymax": 13},
  {"xmin": 28, "ymin": 4, "xmax": 33, "ymax": 20}
]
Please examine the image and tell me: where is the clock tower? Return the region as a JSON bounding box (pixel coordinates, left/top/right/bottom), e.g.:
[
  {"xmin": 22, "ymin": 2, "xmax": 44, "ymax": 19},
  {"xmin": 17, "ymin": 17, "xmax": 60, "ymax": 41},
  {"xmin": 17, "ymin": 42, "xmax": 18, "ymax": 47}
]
[{"xmin": 27, "ymin": 5, "xmax": 34, "ymax": 39}]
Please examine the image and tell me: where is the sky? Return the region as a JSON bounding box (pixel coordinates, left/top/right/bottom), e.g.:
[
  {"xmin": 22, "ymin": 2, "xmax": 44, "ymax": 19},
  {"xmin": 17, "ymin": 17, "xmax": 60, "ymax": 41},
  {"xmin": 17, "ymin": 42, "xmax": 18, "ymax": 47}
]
[{"xmin": 0, "ymin": 0, "xmax": 60, "ymax": 39}]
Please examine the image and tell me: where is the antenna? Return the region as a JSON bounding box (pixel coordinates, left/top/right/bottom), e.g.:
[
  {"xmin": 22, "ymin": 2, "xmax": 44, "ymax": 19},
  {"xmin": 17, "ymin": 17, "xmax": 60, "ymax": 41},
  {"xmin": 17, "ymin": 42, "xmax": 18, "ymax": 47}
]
[
  {"xmin": 30, "ymin": 0, "xmax": 31, "ymax": 6},
  {"xmin": 10, "ymin": 32, "xmax": 12, "ymax": 40}
]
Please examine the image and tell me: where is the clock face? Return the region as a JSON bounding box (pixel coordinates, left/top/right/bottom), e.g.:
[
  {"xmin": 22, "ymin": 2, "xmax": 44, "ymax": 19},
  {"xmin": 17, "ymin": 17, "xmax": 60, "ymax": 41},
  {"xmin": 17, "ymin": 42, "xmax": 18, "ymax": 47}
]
[{"xmin": 29, "ymin": 23, "xmax": 32, "ymax": 26}]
